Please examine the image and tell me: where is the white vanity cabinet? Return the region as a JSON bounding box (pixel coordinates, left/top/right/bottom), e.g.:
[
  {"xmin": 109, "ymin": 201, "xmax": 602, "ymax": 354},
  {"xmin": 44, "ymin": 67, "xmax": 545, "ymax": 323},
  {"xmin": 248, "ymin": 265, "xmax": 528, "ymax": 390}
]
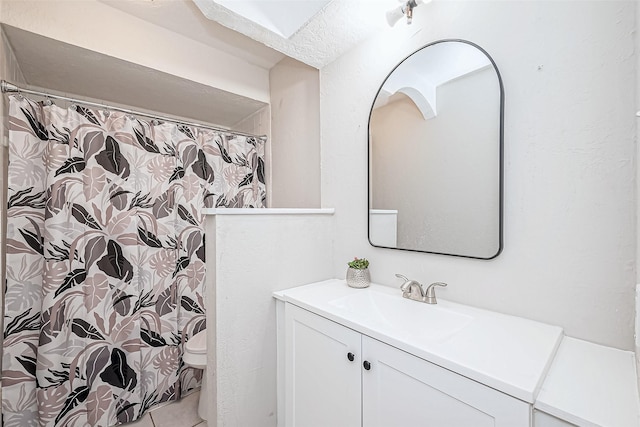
[
  {"xmin": 284, "ymin": 303, "xmax": 530, "ymax": 427},
  {"xmin": 285, "ymin": 303, "xmax": 362, "ymax": 427}
]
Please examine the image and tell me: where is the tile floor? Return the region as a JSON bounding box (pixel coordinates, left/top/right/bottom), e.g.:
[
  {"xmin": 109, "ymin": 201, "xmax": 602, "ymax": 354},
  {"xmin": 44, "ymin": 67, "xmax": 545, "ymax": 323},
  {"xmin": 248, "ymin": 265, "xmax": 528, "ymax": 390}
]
[{"xmin": 128, "ymin": 391, "xmax": 205, "ymax": 427}]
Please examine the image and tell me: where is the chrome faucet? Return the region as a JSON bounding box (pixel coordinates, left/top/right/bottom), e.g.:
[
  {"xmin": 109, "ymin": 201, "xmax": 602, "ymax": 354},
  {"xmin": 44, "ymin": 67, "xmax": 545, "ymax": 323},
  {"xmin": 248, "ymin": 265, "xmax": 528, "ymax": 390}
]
[
  {"xmin": 395, "ymin": 274, "xmax": 448, "ymax": 304},
  {"xmin": 396, "ymin": 274, "xmax": 424, "ymax": 301},
  {"xmin": 424, "ymin": 282, "xmax": 447, "ymax": 304}
]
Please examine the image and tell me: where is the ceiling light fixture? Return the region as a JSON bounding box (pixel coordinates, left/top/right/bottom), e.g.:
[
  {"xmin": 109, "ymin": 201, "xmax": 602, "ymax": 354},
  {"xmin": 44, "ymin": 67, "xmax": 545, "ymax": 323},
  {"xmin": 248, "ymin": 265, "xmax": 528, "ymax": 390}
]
[{"xmin": 386, "ymin": 0, "xmax": 430, "ymax": 26}]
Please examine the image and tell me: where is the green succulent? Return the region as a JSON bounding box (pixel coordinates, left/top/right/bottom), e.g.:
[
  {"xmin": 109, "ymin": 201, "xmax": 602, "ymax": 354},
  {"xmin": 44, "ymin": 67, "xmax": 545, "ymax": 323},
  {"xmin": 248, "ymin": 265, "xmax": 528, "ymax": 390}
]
[{"xmin": 347, "ymin": 257, "xmax": 369, "ymax": 269}]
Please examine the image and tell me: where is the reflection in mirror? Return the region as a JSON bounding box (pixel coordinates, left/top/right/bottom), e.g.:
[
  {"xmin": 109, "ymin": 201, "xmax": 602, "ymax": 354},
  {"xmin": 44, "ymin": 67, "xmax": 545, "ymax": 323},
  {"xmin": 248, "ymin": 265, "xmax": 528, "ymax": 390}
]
[{"xmin": 368, "ymin": 40, "xmax": 503, "ymax": 259}]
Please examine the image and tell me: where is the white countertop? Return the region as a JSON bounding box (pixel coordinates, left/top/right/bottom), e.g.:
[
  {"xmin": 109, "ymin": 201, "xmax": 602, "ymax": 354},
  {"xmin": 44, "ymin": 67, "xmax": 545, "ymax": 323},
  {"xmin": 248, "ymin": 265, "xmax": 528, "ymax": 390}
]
[
  {"xmin": 274, "ymin": 279, "xmax": 564, "ymax": 403},
  {"xmin": 535, "ymin": 337, "xmax": 640, "ymax": 427},
  {"xmin": 202, "ymin": 208, "xmax": 335, "ymax": 215}
]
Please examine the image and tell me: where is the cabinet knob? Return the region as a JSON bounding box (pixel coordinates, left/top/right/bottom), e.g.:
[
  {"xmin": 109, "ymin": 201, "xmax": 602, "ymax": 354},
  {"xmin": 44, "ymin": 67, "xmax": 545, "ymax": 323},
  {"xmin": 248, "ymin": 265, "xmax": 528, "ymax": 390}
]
[
  {"xmin": 347, "ymin": 352, "xmax": 355, "ymax": 362},
  {"xmin": 363, "ymin": 360, "xmax": 371, "ymax": 370}
]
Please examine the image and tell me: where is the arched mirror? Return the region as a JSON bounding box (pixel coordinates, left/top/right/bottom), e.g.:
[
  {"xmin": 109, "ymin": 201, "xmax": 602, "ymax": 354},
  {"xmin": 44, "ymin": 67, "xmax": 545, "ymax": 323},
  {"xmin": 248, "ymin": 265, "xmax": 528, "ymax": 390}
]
[{"xmin": 368, "ymin": 40, "xmax": 504, "ymax": 259}]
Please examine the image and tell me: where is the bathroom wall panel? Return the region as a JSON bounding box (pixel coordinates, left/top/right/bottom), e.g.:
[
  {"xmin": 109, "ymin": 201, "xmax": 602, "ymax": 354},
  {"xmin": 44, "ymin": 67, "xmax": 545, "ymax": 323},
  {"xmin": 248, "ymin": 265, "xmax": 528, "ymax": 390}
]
[
  {"xmin": 636, "ymin": 284, "xmax": 640, "ymax": 388},
  {"xmin": 635, "ymin": 1, "xmax": 640, "ymax": 387},
  {"xmin": 320, "ymin": 1, "xmax": 637, "ymax": 349},
  {"xmin": 269, "ymin": 57, "xmax": 321, "ymax": 208},
  {"xmin": 204, "ymin": 216, "xmax": 218, "ymax": 425},
  {"xmin": 207, "ymin": 211, "xmax": 334, "ymax": 426}
]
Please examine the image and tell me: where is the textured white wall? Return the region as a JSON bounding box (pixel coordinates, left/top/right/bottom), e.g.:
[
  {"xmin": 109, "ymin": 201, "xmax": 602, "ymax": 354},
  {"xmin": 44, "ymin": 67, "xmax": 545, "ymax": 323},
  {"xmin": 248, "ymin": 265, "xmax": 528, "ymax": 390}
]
[
  {"xmin": 208, "ymin": 212, "xmax": 334, "ymax": 427},
  {"xmin": 0, "ymin": 28, "xmax": 25, "ymax": 137},
  {"xmin": 636, "ymin": 285, "xmax": 639, "ymax": 357},
  {"xmin": 636, "ymin": 0, "xmax": 640, "ymax": 381},
  {"xmin": 321, "ymin": 1, "xmax": 636, "ymax": 350},
  {"xmin": 269, "ymin": 58, "xmax": 321, "ymax": 208}
]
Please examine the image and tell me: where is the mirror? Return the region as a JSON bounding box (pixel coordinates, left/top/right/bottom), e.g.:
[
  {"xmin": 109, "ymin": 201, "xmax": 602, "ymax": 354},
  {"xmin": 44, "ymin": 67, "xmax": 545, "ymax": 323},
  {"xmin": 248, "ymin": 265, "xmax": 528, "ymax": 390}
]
[{"xmin": 368, "ymin": 40, "xmax": 503, "ymax": 259}]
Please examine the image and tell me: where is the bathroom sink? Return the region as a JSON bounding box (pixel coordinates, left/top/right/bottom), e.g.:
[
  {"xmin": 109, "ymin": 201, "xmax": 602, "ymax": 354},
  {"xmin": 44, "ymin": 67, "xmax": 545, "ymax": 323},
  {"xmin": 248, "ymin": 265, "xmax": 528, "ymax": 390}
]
[
  {"xmin": 275, "ymin": 279, "xmax": 565, "ymax": 403},
  {"xmin": 329, "ymin": 289, "xmax": 472, "ymax": 344}
]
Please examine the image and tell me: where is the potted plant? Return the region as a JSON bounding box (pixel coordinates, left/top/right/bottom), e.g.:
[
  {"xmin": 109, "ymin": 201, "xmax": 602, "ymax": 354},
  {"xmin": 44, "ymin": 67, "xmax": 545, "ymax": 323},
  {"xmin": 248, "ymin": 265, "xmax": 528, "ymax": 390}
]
[{"xmin": 346, "ymin": 257, "xmax": 371, "ymax": 288}]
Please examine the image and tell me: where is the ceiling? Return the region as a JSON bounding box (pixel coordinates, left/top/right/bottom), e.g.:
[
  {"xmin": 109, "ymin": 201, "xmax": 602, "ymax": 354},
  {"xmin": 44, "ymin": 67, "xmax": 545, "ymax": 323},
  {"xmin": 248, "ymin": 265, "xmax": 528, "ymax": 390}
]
[
  {"xmin": 213, "ymin": 0, "xmax": 332, "ymax": 39},
  {"xmin": 102, "ymin": 0, "xmax": 396, "ymax": 70},
  {"xmin": 194, "ymin": 0, "xmax": 395, "ymax": 69}
]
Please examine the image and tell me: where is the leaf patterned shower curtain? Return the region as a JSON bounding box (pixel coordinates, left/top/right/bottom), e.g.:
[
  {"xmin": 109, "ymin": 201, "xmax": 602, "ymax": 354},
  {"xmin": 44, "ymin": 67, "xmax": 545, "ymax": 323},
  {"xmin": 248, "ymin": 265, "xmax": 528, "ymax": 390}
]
[{"xmin": 2, "ymin": 96, "xmax": 266, "ymax": 426}]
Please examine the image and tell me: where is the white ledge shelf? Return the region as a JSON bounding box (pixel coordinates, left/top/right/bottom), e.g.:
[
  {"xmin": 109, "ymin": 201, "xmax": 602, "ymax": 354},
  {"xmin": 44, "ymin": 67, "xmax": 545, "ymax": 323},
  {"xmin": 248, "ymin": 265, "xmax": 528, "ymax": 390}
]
[
  {"xmin": 535, "ymin": 337, "xmax": 640, "ymax": 427},
  {"xmin": 370, "ymin": 209, "xmax": 398, "ymax": 214},
  {"xmin": 202, "ymin": 208, "xmax": 335, "ymax": 215}
]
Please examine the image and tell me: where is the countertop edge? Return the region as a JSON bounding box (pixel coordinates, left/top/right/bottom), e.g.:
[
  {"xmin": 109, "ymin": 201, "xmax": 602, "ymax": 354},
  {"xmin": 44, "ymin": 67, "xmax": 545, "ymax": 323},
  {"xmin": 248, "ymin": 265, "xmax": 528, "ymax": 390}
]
[
  {"xmin": 532, "ymin": 331, "xmax": 565, "ymax": 400},
  {"xmin": 203, "ymin": 208, "xmax": 335, "ymax": 215},
  {"xmin": 534, "ymin": 401, "xmax": 601, "ymax": 427}
]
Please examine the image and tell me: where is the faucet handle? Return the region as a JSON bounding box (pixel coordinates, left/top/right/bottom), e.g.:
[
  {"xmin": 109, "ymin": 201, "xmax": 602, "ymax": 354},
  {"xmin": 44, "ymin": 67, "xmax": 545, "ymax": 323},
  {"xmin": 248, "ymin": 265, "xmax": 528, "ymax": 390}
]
[
  {"xmin": 424, "ymin": 282, "xmax": 447, "ymax": 304},
  {"xmin": 395, "ymin": 274, "xmax": 411, "ymax": 291}
]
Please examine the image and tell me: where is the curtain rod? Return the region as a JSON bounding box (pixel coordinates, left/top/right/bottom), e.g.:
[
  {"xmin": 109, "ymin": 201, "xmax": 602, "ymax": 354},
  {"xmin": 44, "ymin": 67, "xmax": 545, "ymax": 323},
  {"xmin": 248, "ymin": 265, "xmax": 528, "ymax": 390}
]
[{"xmin": 0, "ymin": 80, "xmax": 267, "ymax": 140}]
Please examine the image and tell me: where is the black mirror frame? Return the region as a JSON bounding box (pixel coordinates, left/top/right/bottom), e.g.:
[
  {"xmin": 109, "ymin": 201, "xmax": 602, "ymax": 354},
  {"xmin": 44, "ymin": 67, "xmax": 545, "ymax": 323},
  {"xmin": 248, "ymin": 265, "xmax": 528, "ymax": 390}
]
[{"xmin": 367, "ymin": 39, "xmax": 505, "ymax": 260}]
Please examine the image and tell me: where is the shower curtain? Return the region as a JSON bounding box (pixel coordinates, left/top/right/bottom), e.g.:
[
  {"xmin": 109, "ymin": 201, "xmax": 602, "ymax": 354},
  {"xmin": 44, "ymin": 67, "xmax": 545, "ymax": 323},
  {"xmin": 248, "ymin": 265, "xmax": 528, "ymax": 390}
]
[{"xmin": 2, "ymin": 96, "xmax": 266, "ymax": 426}]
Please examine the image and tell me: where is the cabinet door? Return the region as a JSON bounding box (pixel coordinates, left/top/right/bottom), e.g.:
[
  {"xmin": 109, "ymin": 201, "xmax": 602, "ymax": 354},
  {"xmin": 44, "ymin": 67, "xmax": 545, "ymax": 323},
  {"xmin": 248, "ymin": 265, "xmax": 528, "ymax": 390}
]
[
  {"xmin": 285, "ymin": 304, "xmax": 362, "ymax": 427},
  {"xmin": 362, "ymin": 337, "xmax": 530, "ymax": 427}
]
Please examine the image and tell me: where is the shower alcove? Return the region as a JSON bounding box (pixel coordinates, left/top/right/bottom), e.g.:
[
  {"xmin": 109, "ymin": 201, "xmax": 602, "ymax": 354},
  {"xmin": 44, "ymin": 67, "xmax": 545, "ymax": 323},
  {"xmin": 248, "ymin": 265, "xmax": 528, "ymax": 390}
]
[{"xmin": 0, "ymin": 7, "xmax": 322, "ymax": 425}]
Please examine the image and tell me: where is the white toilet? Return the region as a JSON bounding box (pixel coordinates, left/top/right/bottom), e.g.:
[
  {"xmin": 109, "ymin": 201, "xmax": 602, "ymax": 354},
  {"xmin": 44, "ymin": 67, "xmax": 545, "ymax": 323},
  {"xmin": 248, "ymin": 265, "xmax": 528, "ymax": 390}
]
[{"xmin": 183, "ymin": 330, "xmax": 208, "ymax": 420}]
